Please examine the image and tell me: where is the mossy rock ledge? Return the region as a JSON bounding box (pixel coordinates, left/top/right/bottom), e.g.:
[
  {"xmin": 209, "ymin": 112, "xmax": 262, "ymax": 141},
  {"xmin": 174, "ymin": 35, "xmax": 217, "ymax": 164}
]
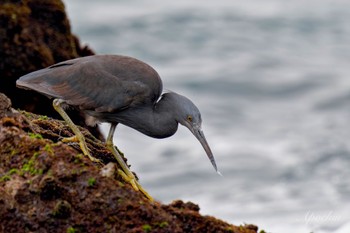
[{"xmin": 0, "ymin": 93, "xmax": 259, "ymax": 232}]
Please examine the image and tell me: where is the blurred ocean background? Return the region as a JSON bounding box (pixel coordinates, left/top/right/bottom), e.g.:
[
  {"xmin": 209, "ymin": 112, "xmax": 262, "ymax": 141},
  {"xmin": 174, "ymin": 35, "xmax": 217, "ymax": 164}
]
[{"xmin": 63, "ymin": 1, "xmax": 350, "ymax": 232}]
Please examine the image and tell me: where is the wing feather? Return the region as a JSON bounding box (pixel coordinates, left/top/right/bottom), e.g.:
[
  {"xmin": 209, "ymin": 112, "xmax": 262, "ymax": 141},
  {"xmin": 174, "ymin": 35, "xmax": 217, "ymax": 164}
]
[{"xmin": 16, "ymin": 55, "xmax": 162, "ymax": 113}]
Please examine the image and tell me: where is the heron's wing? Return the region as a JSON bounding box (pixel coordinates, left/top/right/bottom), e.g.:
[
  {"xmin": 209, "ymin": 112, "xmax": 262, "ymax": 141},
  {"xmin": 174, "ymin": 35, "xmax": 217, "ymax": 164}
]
[{"xmin": 16, "ymin": 56, "xmax": 162, "ymax": 112}]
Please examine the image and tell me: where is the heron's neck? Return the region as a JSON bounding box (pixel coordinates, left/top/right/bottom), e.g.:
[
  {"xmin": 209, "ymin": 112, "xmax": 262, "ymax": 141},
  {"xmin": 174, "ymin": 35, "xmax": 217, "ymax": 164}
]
[
  {"xmin": 150, "ymin": 94, "xmax": 179, "ymax": 138},
  {"xmin": 110, "ymin": 95, "xmax": 179, "ymax": 139}
]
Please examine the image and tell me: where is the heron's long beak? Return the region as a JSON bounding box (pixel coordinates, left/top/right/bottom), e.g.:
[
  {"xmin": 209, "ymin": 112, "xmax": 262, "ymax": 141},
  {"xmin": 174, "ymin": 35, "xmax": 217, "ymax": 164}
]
[{"xmin": 186, "ymin": 123, "xmax": 220, "ymax": 174}]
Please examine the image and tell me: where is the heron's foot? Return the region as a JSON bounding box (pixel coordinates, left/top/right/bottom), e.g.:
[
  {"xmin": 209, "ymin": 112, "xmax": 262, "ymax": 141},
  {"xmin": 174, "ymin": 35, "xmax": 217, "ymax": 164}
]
[
  {"xmin": 52, "ymin": 99, "xmax": 102, "ymax": 164},
  {"xmin": 106, "ymin": 136, "xmax": 153, "ymax": 201},
  {"xmin": 61, "ymin": 135, "xmax": 79, "ymax": 143},
  {"xmin": 117, "ymin": 169, "xmax": 153, "ymax": 201},
  {"xmin": 60, "ymin": 135, "xmax": 102, "ymax": 164}
]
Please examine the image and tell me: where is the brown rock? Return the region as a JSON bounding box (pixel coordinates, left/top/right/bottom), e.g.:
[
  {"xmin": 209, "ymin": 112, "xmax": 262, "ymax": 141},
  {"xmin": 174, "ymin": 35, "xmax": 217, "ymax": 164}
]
[
  {"xmin": 0, "ymin": 93, "xmax": 259, "ymax": 233},
  {"xmin": 0, "ymin": 0, "xmax": 101, "ymax": 140}
]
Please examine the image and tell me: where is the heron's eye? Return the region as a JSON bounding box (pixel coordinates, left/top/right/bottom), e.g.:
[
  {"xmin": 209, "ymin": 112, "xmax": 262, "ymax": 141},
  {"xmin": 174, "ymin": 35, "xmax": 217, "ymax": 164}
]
[{"xmin": 187, "ymin": 115, "xmax": 193, "ymax": 122}]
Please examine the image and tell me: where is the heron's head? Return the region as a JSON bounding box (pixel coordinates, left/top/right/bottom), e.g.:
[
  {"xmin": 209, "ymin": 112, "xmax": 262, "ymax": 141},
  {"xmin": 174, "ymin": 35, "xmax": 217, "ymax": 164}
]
[{"xmin": 167, "ymin": 92, "xmax": 219, "ymax": 173}]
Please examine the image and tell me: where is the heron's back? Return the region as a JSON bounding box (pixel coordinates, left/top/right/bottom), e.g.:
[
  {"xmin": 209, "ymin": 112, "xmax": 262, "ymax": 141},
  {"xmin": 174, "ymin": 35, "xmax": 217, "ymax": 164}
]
[{"xmin": 16, "ymin": 55, "xmax": 163, "ymax": 113}]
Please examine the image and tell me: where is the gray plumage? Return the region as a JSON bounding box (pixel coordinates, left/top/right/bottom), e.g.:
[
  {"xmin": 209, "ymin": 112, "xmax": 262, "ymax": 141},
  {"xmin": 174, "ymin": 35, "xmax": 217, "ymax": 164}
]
[{"xmin": 16, "ymin": 55, "xmax": 218, "ymax": 172}]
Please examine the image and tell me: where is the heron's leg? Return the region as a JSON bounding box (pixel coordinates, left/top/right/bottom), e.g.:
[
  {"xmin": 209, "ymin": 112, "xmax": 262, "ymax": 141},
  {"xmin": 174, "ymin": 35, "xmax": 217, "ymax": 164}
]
[
  {"xmin": 53, "ymin": 99, "xmax": 101, "ymax": 163},
  {"xmin": 106, "ymin": 124, "xmax": 153, "ymax": 201}
]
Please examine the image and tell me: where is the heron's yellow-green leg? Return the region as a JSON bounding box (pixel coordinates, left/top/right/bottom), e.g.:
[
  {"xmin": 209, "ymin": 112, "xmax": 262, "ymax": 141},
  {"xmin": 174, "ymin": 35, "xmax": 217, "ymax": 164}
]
[
  {"xmin": 53, "ymin": 99, "xmax": 101, "ymax": 163},
  {"xmin": 107, "ymin": 124, "xmax": 153, "ymax": 201}
]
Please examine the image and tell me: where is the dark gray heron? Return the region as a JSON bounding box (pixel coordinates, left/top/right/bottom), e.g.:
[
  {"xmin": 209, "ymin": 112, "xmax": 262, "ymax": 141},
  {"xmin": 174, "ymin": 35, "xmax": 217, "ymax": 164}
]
[{"xmin": 16, "ymin": 55, "xmax": 219, "ymax": 200}]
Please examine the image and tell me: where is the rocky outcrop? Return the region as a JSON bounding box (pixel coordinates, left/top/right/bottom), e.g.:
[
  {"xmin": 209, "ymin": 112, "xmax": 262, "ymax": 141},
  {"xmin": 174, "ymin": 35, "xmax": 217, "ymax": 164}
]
[{"xmin": 0, "ymin": 93, "xmax": 258, "ymax": 233}]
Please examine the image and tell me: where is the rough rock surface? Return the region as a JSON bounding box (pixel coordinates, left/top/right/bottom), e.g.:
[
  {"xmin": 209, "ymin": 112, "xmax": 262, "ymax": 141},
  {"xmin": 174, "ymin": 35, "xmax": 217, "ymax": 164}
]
[
  {"xmin": 0, "ymin": 0, "xmax": 100, "ymax": 139},
  {"xmin": 0, "ymin": 93, "xmax": 259, "ymax": 233}
]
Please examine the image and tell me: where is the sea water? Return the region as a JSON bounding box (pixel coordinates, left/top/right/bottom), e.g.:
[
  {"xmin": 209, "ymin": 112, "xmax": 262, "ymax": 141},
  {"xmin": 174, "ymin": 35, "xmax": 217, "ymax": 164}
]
[{"xmin": 63, "ymin": 1, "xmax": 350, "ymax": 232}]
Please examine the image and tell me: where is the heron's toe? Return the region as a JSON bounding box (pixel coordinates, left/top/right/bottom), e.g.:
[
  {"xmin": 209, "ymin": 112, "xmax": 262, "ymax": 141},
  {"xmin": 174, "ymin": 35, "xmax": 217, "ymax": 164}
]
[
  {"xmin": 117, "ymin": 169, "xmax": 153, "ymax": 201},
  {"xmin": 61, "ymin": 135, "xmax": 79, "ymax": 143},
  {"xmin": 61, "ymin": 136, "xmax": 102, "ymax": 164}
]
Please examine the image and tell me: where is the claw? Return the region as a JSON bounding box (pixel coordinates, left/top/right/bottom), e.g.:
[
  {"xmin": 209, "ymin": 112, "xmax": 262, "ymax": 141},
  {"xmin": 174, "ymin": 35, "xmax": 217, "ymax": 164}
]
[
  {"xmin": 110, "ymin": 147, "xmax": 153, "ymax": 201},
  {"xmin": 117, "ymin": 169, "xmax": 153, "ymax": 201}
]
